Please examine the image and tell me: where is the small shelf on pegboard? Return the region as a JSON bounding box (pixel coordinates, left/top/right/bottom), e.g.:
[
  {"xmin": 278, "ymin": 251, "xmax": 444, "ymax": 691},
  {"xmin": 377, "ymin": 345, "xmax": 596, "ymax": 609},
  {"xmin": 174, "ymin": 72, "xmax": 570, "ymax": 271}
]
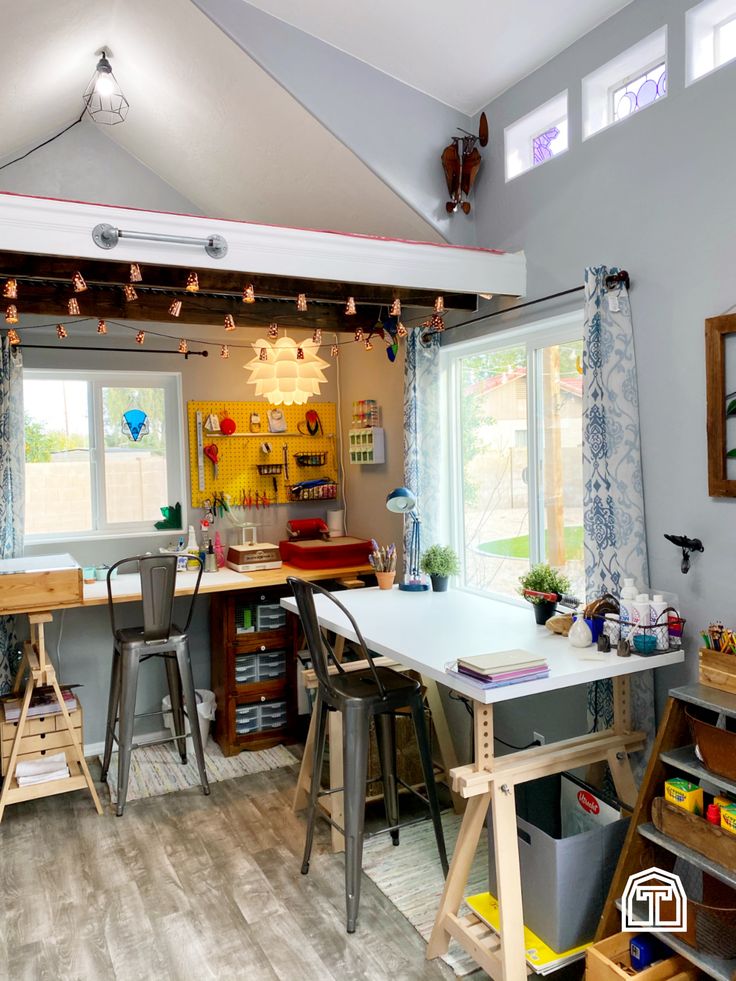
[
  {"xmin": 288, "ymin": 481, "xmax": 338, "ymax": 502},
  {"xmin": 349, "ymin": 427, "xmax": 385, "ymax": 465}
]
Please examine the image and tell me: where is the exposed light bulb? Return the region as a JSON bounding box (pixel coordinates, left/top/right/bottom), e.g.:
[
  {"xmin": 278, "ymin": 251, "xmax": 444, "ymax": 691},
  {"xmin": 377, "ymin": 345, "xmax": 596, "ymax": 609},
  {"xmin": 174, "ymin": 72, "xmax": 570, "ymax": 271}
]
[
  {"xmin": 72, "ymin": 271, "xmax": 87, "ymax": 293},
  {"xmin": 331, "ymin": 344, "xmax": 339, "ymax": 357},
  {"xmin": 296, "ymin": 293, "xmax": 308, "ymax": 312},
  {"xmin": 297, "ymin": 347, "xmax": 305, "ymax": 360},
  {"xmin": 479, "ymin": 292, "xmax": 494, "ymax": 300},
  {"xmin": 431, "ymin": 314, "xmax": 445, "ymax": 331},
  {"xmin": 7, "ymin": 328, "xmax": 20, "ymax": 345},
  {"xmin": 397, "ymin": 320, "xmax": 408, "ymax": 338},
  {"xmin": 135, "ymin": 330, "xmax": 145, "ymax": 344},
  {"xmin": 186, "ymin": 271, "xmax": 199, "ymax": 292},
  {"xmin": 390, "ymin": 298, "xmax": 401, "ymax": 317},
  {"xmin": 312, "ymin": 328, "xmax": 322, "ymax": 344},
  {"xmin": 345, "ymin": 297, "xmax": 356, "ymax": 316},
  {"xmin": 129, "ymin": 263, "xmax": 142, "ymax": 283},
  {"xmin": 224, "ymin": 314, "xmax": 236, "ymax": 331},
  {"xmin": 95, "ymin": 72, "xmax": 115, "ymax": 97},
  {"xmin": 242, "ymin": 284, "xmax": 255, "ymax": 303},
  {"xmin": 268, "ymin": 322, "xmax": 279, "ymax": 339},
  {"xmin": 56, "ymin": 324, "xmax": 68, "ymax": 339},
  {"xmin": 3, "ymin": 279, "xmax": 18, "ymax": 300},
  {"xmin": 179, "ymin": 338, "xmax": 189, "ymax": 354},
  {"xmin": 354, "ymin": 327, "xmax": 363, "ymax": 342},
  {"xmin": 364, "ymin": 339, "xmax": 373, "ymax": 351},
  {"xmin": 259, "ymin": 347, "xmax": 268, "ymax": 361},
  {"xmin": 68, "ymin": 298, "xmax": 80, "ymax": 316},
  {"xmin": 220, "ymin": 344, "xmax": 229, "ymax": 359},
  {"xmin": 123, "ymin": 284, "xmax": 138, "ymax": 301},
  {"xmin": 5, "ymin": 305, "xmax": 18, "ymax": 324},
  {"xmin": 169, "ymin": 300, "xmax": 182, "ymax": 317},
  {"xmin": 434, "ymin": 295, "xmax": 445, "ymax": 313},
  {"xmin": 97, "ymin": 319, "xmax": 107, "ymax": 334}
]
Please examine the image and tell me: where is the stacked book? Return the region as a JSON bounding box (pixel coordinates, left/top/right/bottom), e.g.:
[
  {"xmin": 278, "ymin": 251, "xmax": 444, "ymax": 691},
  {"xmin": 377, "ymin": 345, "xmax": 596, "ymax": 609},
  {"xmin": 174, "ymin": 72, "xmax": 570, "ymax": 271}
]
[
  {"xmin": 454, "ymin": 649, "xmax": 549, "ymax": 688},
  {"xmin": 1, "ymin": 685, "xmax": 77, "ymax": 723}
]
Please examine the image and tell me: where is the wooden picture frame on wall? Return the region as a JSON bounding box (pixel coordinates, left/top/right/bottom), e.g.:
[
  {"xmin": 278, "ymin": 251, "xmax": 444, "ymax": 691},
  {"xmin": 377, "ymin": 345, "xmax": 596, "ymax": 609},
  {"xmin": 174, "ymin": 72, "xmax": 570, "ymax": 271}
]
[{"xmin": 706, "ymin": 314, "xmax": 736, "ymax": 496}]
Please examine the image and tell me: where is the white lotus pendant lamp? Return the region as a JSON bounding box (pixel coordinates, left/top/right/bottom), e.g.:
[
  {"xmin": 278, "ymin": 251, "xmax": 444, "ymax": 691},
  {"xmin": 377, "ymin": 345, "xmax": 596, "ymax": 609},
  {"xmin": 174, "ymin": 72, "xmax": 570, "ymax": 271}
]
[{"xmin": 244, "ymin": 336, "xmax": 329, "ymax": 405}]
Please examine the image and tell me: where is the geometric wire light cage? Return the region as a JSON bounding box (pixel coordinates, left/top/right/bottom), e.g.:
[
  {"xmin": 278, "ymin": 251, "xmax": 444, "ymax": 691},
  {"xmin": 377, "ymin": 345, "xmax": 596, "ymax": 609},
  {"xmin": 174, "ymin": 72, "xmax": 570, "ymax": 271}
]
[
  {"xmin": 244, "ymin": 335, "xmax": 330, "ymax": 405},
  {"xmin": 82, "ymin": 52, "xmax": 129, "ymax": 126}
]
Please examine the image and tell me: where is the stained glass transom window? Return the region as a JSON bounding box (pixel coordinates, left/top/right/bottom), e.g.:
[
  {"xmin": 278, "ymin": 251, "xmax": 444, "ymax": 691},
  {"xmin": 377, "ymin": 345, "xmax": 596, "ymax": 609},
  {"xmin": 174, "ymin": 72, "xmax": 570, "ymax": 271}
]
[
  {"xmin": 612, "ymin": 63, "xmax": 667, "ymax": 122},
  {"xmin": 532, "ymin": 119, "xmax": 568, "ymax": 166}
]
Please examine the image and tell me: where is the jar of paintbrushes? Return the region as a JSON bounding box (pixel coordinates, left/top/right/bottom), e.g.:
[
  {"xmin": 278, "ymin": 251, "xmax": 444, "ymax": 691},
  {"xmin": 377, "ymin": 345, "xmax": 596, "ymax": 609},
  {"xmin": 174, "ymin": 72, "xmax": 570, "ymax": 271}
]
[{"xmin": 370, "ymin": 540, "xmax": 396, "ymax": 590}]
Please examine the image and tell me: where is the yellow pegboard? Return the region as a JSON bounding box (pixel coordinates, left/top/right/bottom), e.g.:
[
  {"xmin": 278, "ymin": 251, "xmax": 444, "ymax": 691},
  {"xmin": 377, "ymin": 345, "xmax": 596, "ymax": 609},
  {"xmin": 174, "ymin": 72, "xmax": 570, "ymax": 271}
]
[{"xmin": 187, "ymin": 401, "xmax": 337, "ymax": 508}]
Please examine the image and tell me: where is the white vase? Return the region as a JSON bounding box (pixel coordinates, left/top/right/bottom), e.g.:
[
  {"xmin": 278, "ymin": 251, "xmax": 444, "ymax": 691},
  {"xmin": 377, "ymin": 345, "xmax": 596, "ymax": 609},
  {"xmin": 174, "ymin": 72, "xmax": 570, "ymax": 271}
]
[{"xmin": 568, "ymin": 617, "xmax": 593, "ymax": 648}]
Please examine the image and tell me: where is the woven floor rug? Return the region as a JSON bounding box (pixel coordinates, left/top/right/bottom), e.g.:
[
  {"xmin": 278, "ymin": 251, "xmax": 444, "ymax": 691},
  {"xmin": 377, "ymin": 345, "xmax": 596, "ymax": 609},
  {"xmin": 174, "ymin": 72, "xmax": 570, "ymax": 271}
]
[
  {"xmin": 362, "ymin": 811, "xmax": 489, "ymax": 977},
  {"xmin": 101, "ymin": 740, "xmax": 299, "ymax": 804}
]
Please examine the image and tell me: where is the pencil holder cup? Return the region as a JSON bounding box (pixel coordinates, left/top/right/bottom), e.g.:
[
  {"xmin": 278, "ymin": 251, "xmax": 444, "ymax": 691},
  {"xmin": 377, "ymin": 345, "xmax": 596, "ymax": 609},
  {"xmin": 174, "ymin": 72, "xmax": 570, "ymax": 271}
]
[{"xmin": 376, "ymin": 571, "xmax": 396, "ymax": 590}]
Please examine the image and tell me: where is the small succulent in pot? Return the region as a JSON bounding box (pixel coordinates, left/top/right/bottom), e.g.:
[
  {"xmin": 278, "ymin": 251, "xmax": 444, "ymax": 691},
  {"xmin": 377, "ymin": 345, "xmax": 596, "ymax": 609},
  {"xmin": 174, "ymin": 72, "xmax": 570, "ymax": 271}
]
[
  {"xmin": 518, "ymin": 563, "xmax": 571, "ymax": 624},
  {"xmin": 420, "ymin": 544, "xmax": 460, "ymax": 592}
]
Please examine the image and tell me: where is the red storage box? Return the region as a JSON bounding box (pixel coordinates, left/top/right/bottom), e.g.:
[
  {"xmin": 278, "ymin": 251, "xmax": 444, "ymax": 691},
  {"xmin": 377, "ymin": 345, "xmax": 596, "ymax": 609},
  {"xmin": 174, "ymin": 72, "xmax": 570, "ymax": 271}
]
[{"xmin": 279, "ymin": 536, "xmax": 372, "ymax": 569}]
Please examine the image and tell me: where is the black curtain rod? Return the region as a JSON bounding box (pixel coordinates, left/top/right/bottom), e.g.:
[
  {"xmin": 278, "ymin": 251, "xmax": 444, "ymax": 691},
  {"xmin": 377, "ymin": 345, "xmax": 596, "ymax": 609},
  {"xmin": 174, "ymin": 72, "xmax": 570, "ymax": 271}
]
[
  {"xmin": 445, "ymin": 271, "xmax": 630, "ymax": 334},
  {"xmin": 19, "ymin": 344, "xmax": 209, "ymax": 358}
]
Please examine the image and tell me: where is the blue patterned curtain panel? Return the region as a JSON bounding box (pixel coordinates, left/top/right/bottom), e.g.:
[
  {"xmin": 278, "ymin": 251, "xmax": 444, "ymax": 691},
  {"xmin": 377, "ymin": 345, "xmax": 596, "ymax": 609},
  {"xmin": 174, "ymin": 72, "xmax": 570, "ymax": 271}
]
[
  {"xmin": 403, "ymin": 329, "xmax": 442, "ymax": 570},
  {"xmin": 582, "ymin": 266, "xmax": 654, "ymax": 760},
  {"xmin": 0, "ymin": 338, "xmax": 24, "ymax": 694}
]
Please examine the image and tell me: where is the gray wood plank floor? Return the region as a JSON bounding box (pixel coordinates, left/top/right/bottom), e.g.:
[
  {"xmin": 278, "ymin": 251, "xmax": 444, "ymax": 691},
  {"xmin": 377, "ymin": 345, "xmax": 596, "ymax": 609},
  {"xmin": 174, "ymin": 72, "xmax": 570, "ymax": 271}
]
[{"xmin": 0, "ymin": 760, "xmax": 460, "ymax": 981}]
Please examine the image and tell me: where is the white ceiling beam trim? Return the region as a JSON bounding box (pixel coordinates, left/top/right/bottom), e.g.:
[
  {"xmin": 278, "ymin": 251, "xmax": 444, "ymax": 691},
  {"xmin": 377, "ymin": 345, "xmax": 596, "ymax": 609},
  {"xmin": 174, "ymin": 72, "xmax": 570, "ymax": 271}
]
[{"xmin": 0, "ymin": 193, "xmax": 527, "ymax": 296}]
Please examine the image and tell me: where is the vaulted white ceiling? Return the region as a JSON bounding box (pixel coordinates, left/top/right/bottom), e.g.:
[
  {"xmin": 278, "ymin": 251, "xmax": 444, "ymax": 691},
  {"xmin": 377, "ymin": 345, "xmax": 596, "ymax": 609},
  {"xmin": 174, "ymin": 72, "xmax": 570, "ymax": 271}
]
[
  {"xmin": 0, "ymin": 0, "xmax": 442, "ymax": 241},
  {"xmin": 245, "ymin": 0, "xmax": 635, "ymax": 113}
]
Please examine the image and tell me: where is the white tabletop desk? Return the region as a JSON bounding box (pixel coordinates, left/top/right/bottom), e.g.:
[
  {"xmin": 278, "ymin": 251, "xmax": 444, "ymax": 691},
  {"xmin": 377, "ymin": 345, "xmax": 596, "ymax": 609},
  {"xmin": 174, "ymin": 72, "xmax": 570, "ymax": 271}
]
[{"xmin": 281, "ymin": 586, "xmax": 685, "ymax": 981}]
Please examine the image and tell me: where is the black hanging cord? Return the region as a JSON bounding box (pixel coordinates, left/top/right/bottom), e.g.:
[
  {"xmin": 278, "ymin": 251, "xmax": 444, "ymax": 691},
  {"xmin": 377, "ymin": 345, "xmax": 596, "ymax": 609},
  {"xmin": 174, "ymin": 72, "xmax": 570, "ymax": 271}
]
[
  {"xmin": 0, "ymin": 108, "xmax": 87, "ymax": 173},
  {"xmin": 444, "ymin": 271, "xmax": 631, "ymax": 334},
  {"xmin": 448, "ymin": 691, "xmax": 540, "ymax": 750}
]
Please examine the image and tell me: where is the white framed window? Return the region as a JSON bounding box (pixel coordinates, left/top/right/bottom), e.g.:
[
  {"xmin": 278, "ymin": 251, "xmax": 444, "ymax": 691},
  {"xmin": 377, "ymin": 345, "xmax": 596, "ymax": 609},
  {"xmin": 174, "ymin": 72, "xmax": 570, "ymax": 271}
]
[
  {"xmin": 504, "ymin": 91, "xmax": 569, "ymax": 182},
  {"xmin": 23, "ymin": 369, "xmax": 186, "ymax": 542},
  {"xmin": 441, "ymin": 313, "xmax": 584, "ymax": 602},
  {"xmin": 687, "ymin": 0, "xmax": 736, "ymax": 83},
  {"xmin": 582, "ymin": 27, "xmax": 667, "ymax": 139}
]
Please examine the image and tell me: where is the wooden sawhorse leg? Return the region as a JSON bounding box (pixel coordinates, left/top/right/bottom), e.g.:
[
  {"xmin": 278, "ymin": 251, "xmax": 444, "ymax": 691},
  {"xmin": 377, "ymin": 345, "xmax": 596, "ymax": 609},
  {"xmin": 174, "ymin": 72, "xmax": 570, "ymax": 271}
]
[
  {"xmin": 0, "ymin": 612, "xmax": 102, "ymax": 823},
  {"xmin": 427, "ymin": 695, "xmax": 643, "ymax": 980}
]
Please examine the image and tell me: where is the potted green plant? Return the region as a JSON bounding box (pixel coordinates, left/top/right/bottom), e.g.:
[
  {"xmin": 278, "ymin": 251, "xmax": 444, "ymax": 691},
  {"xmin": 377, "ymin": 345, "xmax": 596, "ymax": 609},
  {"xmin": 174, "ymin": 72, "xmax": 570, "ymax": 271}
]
[
  {"xmin": 518, "ymin": 563, "xmax": 571, "ymax": 625},
  {"xmin": 419, "ymin": 544, "xmax": 460, "ymax": 592}
]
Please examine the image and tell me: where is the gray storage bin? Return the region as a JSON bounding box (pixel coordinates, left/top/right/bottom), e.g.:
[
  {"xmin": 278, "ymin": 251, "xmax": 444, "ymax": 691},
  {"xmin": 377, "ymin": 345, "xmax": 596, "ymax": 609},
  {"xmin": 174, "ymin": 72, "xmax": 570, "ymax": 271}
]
[{"xmin": 487, "ymin": 774, "xmax": 628, "ymax": 952}]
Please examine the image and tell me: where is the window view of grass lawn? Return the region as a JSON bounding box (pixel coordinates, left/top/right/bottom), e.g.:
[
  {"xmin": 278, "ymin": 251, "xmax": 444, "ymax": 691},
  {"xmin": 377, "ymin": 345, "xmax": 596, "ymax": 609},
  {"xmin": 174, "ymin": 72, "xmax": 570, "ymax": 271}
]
[{"xmin": 459, "ymin": 339, "xmax": 584, "ymax": 600}]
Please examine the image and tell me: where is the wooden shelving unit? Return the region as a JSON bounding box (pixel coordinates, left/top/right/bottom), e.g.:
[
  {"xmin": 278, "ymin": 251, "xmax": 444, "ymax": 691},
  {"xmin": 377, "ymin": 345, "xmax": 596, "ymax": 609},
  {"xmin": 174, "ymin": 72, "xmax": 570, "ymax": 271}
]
[{"xmin": 597, "ymin": 684, "xmax": 736, "ymax": 980}]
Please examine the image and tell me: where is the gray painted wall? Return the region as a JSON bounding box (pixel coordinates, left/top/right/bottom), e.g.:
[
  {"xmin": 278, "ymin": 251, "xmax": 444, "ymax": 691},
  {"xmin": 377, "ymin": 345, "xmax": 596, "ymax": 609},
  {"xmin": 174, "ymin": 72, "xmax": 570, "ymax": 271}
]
[
  {"xmin": 193, "ymin": 0, "xmax": 476, "ymax": 246},
  {"xmin": 447, "ymin": 0, "xmax": 736, "ymax": 748},
  {"xmin": 0, "ymin": 120, "xmax": 201, "ymax": 214}
]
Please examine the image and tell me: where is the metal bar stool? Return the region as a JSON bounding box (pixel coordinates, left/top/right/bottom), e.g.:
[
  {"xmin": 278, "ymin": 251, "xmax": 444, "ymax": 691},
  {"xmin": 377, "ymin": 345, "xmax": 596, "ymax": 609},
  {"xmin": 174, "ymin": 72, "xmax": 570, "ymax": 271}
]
[
  {"xmin": 100, "ymin": 554, "xmax": 210, "ymax": 816},
  {"xmin": 288, "ymin": 577, "xmax": 448, "ymax": 933}
]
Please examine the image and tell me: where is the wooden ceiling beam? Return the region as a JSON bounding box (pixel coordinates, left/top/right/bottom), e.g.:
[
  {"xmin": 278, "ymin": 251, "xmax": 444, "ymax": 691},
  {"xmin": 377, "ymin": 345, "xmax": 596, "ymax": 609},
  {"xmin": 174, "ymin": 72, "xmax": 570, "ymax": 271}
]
[
  {"xmin": 1, "ymin": 282, "xmax": 385, "ymax": 332},
  {"xmin": 0, "ymin": 251, "xmax": 478, "ymax": 312}
]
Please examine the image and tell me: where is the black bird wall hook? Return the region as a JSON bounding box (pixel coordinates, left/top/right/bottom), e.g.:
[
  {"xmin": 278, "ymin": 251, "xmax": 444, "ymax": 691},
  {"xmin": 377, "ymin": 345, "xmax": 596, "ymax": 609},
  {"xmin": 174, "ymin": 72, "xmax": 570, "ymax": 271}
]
[{"xmin": 664, "ymin": 534, "xmax": 704, "ymax": 574}]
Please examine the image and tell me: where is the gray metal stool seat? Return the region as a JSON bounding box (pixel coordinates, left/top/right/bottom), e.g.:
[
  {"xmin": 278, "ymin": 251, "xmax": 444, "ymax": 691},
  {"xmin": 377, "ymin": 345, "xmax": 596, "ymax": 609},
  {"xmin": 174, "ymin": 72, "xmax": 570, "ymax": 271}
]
[
  {"xmin": 288, "ymin": 577, "xmax": 448, "ymax": 934},
  {"xmin": 100, "ymin": 554, "xmax": 210, "ymax": 816}
]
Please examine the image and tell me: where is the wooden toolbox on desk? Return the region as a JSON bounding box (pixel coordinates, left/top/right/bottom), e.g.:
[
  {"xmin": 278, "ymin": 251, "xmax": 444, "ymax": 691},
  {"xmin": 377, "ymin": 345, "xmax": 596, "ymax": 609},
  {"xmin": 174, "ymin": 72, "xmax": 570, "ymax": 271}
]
[
  {"xmin": 0, "ymin": 701, "xmax": 84, "ymax": 777},
  {"xmin": 0, "ymin": 553, "xmax": 83, "ymax": 615}
]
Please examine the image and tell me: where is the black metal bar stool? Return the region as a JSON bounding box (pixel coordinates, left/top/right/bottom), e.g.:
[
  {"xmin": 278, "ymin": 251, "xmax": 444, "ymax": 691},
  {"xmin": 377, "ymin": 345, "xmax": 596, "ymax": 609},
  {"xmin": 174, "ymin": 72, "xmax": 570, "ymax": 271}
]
[
  {"xmin": 288, "ymin": 576, "xmax": 448, "ymax": 933},
  {"xmin": 100, "ymin": 554, "xmax": 210, "ymax": 816}
]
